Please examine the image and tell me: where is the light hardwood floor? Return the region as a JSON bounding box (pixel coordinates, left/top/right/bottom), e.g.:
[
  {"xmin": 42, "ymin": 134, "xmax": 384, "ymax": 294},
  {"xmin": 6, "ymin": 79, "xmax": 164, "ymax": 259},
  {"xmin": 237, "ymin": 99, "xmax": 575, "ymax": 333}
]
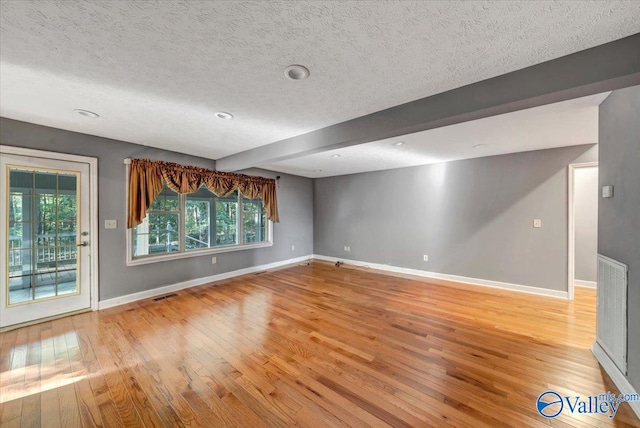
[{"xmin": 1, "ymin": 261, "xmax": 638, "ymax": 427}]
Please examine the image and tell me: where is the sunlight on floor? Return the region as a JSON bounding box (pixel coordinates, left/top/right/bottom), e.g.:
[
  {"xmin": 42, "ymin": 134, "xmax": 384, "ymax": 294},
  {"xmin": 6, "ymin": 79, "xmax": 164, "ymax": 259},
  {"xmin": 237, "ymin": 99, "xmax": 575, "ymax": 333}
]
[{"xmin": 0, "ymin": 368, "xmax": 86, "ymax": 403}]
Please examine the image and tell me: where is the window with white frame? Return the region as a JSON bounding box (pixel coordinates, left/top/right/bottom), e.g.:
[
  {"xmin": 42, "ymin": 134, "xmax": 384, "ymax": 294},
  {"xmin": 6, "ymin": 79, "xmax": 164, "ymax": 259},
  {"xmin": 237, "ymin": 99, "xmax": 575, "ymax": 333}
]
[{"xmin": 131, "ymin": 184, "xmax": 271, "ymax": 262}]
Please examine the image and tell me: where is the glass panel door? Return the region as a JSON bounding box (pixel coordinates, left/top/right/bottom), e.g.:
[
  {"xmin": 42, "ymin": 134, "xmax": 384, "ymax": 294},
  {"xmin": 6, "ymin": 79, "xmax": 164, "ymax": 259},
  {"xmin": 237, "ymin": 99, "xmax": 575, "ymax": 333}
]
[
  {"xmin": 7, "ymin": 169, "xmax": 80, "ymax": 305},
  {"xmin": 1, "ymin": 152, "xmax": 92, "ymax": 328}
]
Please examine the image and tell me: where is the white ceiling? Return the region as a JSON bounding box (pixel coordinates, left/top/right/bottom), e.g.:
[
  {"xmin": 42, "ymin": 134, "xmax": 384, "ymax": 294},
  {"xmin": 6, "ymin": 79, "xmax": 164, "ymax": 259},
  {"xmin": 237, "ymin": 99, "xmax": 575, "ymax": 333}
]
[
  {"xmin": 1, "ymin": 1, "xmax": 639, "ymax": 169},
  {"xmin": 263, "ymin": 92, "xmax": 610, "ymax": 178}
]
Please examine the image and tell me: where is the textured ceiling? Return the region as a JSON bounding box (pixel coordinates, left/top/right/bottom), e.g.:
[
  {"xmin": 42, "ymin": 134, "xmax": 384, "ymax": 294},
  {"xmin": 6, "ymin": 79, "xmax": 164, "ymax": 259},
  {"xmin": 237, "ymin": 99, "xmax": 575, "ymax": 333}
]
[
  {"xmin": 264, "ymin": 92, "xmax": 610, "ymax": 178},
  {"xmin": 1, "ymin": 1, "xmax": 639, "ymax": 163}
]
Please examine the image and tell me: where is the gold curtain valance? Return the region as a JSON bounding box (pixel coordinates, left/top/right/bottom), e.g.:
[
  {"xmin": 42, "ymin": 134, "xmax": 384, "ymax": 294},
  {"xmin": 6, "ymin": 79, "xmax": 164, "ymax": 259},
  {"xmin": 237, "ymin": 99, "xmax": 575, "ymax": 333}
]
[{"xmin": 127, "ymin": 158, "xmax": 279, "ymax": 228}]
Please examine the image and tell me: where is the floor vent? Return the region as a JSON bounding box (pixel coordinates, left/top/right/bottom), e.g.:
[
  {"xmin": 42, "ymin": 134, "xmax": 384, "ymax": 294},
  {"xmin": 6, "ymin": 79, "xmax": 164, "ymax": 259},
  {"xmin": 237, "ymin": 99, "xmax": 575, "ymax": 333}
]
[
  {"xmin": 153, "ymin": 293, "xmax": 178, "ymax": 302},
  {"xmin": 596, "ymin": 254, "xmax": 628, "ymax": 374}
]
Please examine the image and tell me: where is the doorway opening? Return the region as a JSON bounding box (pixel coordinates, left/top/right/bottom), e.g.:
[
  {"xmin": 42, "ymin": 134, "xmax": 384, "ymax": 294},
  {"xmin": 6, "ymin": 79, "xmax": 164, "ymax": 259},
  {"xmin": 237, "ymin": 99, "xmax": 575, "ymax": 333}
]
[{"xmin": 568, "ymin": 162, "xmax": 598, "ymax": 300}]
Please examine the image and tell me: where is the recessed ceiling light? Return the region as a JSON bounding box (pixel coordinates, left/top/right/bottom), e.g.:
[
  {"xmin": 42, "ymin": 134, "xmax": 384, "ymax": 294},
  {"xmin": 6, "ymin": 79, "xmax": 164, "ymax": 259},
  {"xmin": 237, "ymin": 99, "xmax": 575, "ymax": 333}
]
[
  {"xmin": 215, "ymin": 111, "xmax": 234, "ymax": 120},
  {"xmin": 473, "ymin": 144, "xmax": 488, "ymax": 149},
  {"xmin": 331, "ymin": 154, "xmax": 341, "ymax": 158},
  {"xmin": 74, "ymin": 109, "xmax": 99, "ymax": 118},
  {"xmin": 392, "ymin": 141, "xmax": 405, "ymax": 146},
  {"xmin": 284, "ymin": 64, "xmax": 310, "ymax": 81}
]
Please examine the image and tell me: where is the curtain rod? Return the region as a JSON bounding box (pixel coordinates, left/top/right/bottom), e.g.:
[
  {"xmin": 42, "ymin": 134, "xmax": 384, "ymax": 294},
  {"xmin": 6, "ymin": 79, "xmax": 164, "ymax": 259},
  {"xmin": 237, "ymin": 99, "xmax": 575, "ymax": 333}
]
[{"xmin": 124, "ymin": 158, "xmax": 131, "ymax": 165}]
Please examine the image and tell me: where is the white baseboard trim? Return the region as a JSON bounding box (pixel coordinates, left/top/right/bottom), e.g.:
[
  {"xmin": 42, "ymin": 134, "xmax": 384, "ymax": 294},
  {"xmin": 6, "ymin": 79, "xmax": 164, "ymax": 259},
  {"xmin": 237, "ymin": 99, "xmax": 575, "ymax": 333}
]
[
  {"xmin": 98, "ymin": 255, "xmax": 312, "ymax": 310},
  {"xmin": 575, "ymin": 279, "xmax": 597, "ymax": 288},
  {"xmin": 592, "ymin": 341, "xmax": 640, "ymax": 419},
  {"xmin": 312, "ymin": 254, "xmax": 568, "ymax": 299}
]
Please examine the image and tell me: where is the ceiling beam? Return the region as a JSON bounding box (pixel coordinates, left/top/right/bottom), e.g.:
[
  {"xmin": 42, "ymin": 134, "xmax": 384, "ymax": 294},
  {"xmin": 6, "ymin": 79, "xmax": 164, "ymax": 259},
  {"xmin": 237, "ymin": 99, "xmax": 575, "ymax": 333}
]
[{"xmin": 216, "ymin": 34, "xmax": 640, "ymax": 172}]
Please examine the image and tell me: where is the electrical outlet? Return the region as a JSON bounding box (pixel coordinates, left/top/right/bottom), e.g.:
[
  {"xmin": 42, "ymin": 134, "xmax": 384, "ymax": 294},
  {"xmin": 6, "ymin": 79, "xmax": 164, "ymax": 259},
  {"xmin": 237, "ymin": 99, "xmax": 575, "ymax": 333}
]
[
  {"xmin": 533, "ymin": 219, "xmax": 542, "ymax": 228},
  {"xmin": 104, "ymin": 219, "xmax": 117, "ymax": 229},
  {"xmin": 291, "ymin": 245, "xmax": 295, "ymax": 251},
  {"xmin": 423, "ymin": 255, "xmax": 429, "ymax": 262},
  {"xmin": 211, "ymin": 256, "xmax": 217, "ymax": 264}
]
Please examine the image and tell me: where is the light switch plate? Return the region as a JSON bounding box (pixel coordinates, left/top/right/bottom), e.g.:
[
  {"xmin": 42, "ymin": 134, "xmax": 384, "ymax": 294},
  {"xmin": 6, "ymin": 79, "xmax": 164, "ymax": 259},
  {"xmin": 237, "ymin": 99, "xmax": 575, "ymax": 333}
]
[
  {"xmin": 104, "ymin": 219, "xmax": 117, "ymax": 229},
  {"xmin": 602, "ymin": 185, "xmax": 614, "ymax": 198},
  {"xmin": 533, "ymin": 219, "xmax": 542, "ymax": 228}
]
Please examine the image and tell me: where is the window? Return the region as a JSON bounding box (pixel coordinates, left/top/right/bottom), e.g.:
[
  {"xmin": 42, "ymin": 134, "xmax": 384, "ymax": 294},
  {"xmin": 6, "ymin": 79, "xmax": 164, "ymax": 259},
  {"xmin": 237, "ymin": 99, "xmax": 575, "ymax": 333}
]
[
  {"xmin": 130, "ymin": 184, "xmax": 271, "ymax": 264},
  {"xmin": 186, "ymin": 188, "xmax": 238, "ymax": 249},
  {"xmin": 133, "ymin": 185, "xmax": 180, "ymax": 257},
  {"xmin": 243, "ymin": 196, "xmax": 267, "ymax": 244}
]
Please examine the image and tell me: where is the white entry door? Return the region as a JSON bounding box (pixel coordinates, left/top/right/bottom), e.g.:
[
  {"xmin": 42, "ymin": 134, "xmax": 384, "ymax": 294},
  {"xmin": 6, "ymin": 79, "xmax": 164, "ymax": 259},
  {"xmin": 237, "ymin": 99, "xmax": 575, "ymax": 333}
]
[{"xmin": 0, "ymin": 151, "xmax": 94, "ymax": 327}]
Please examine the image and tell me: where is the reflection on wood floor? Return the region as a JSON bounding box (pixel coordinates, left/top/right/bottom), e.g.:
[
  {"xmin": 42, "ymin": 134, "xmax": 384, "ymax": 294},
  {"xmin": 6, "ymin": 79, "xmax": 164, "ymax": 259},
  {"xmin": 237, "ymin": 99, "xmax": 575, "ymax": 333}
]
[{"xmin": 1, "ymin": 261, "xmax": 638, "ymax": 427}]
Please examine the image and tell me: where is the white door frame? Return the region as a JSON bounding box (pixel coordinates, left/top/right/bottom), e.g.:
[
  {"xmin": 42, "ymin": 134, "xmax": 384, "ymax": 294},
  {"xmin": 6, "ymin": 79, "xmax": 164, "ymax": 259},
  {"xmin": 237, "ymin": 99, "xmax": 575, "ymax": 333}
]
[
  {"xmin": 567, "ymin": 161, "xmax": 598, "ymax": 301},
  {"xmin": 0, "ymin": 145, "xmax": 99, "ymax": 312}
]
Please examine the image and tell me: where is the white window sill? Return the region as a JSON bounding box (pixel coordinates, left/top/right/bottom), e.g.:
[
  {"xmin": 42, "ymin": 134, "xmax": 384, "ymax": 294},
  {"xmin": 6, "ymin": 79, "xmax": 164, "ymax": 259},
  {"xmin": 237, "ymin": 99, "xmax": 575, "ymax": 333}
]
[{"xmin": 126, "ymin": 241, "xmax": 273, "ymax": 266}]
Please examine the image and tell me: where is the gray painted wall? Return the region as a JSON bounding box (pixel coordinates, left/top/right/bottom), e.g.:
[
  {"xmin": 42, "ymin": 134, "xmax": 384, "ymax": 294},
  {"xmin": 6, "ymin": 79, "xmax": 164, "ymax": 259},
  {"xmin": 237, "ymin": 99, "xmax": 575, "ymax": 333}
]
[
  {"xmin": 574, "ymin": 166, "xmax": 598, "ymax": 282},
  {"xmin": 0, "ymin": 118, "xmax": 313, "ymax": 301},
  {"xmin": 599, "ymin": 85, "xmax": 640, "ymax": 393},
  {"xmin": 314, "ymin": 145, "xmax": 598, "ymax": 292}
]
